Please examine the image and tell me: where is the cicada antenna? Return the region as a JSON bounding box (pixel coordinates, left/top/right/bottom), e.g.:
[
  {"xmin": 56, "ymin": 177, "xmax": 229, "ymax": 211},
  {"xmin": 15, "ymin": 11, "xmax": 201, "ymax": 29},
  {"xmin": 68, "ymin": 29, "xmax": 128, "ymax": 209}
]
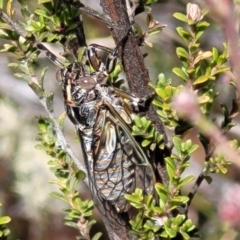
[{"xmin": 36, "ymin": 42, "xmax": 64, "ymax": 69}]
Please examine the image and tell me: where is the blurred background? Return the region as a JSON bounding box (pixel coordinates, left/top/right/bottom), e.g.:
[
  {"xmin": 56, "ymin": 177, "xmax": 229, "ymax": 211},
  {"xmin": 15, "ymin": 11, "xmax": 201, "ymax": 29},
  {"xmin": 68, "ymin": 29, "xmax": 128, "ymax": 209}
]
[{"xmin": 0, "ymin": 0, "xmax": 240, "ymax": 239}]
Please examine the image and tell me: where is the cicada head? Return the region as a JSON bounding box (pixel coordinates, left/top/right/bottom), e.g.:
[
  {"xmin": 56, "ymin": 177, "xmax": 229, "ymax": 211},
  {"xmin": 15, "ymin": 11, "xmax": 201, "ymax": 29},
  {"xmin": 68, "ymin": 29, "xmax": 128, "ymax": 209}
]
[{"xmin": 56, "ymin": 62, "xmax": 101, "ymax": 106}]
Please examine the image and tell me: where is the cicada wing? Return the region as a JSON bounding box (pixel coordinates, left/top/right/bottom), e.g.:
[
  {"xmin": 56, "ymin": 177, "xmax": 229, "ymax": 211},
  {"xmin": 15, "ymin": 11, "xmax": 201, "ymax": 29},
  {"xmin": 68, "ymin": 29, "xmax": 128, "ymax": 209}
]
[{"xmin": 91, "ymin": 102, "xmax": 155, "ymax": 228}]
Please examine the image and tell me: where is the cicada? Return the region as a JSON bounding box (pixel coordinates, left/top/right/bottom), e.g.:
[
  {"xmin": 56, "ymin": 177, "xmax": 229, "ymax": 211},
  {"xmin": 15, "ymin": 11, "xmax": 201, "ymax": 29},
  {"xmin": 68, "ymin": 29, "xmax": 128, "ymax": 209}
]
[
  {"xmin": 35, "ymin": 31, "xmax": 157, "ymax": 230},
  {"xmin": 55, "ymin": 43, "xmax": 156, "ymax": 228}
]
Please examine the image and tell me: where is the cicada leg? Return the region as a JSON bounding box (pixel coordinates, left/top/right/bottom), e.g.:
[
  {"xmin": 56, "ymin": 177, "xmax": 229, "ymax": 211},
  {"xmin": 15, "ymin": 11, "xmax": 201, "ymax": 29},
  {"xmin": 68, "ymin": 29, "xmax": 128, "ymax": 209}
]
[
  {"xmin": 114, "ymin": 88, "xmax": 155, "ymax": 113},
  {"xmin": 86, "ymin": 26, "xmax": 132, "ymax": 76}
]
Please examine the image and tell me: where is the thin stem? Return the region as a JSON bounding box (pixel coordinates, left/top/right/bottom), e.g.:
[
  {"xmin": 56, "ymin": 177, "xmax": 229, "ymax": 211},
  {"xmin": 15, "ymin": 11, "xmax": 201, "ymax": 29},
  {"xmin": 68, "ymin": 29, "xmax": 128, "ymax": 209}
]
[
  {"xmin": 80, "ymin": 6, "xmax": 115, "ymax": 28},
  {"xmin": 24, "ymin": 63, "xmax": 88, "ymax": 184}
]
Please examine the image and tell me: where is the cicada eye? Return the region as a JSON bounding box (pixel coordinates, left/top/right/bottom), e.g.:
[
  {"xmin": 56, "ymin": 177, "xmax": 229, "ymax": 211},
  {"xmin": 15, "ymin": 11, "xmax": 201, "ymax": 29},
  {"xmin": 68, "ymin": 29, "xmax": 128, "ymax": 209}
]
[
  {"xmin": 78, "ymin": 76, "xmax": 96, "ymax": 90},
  {"xmin": 56, "ymin": 69, "xmax": 62, "ymax": 82}
]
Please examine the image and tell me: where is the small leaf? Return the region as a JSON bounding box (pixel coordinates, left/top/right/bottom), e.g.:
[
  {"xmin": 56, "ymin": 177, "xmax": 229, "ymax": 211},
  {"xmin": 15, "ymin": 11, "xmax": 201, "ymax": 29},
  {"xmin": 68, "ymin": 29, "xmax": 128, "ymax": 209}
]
[
  {"xmin": 173, "ymin": 13, "xmax": 188, "ymax": 23},
  {"xmin": 176, "ymin": 47, "xmax": 189, "ymax": 59},
  {"xmin": 212, "ymin": 47, "xmax": 218, "ymax": 62},
  {"xmin": 39, "ymin": 66, "xmax": 48, "ymax": 88},
  {"xmin": 180, "ymin": 231, "xmax": 190, "ymax": 239},
  {"xmin": 213, "ymin": 66, "xmax": 230, "ymax": 75},
  {"xmin": 204, "ymin": 175, "xmax": 212, "ymax": 184},
  {"xmin": 217, "ymin": 55, "xmax": 227, "ymax": 66},
  {"xmin": 34, "ymin": 8, "xmax": 53, "ymax": 20},
  {"xmin": 142, "ymin": 139, "xmax": 151, "ymax": 147},
  {"xmin": 176, "ymin": 27, "xmax": 191, "ymax": 43},
  {"xmin": 172, "ymin": 136, "xmax": 181, "ymax": 153},
  {"xmin": 50, "ymin": 191, "xmax": 68, "ymax": 202},
  {"xmin": 164, "ymin": 222, "xmax": 177, "ymax": 238},
  {"xmin": 194, "ymin": 51, "xmax": 212, "ymax": 65},
  {"xmin": 14, "ymin": 73, "xmax": 30, "ymax": 81},
  {"xmin": 195, "ymin": 30, "xmax": 205, "ymax": 42},
  {"xmin": 177, "ymin": 176, "xmax": 195, "ymax": 189},
  {"xmin": 0, "ymin": 216, "xmax": 11, "ymax": 225},
  {"xmin": 188, "ymin": 144, "xmax": 198, "ymax": 154},
  {"xmin": 155, "ymin": 88, "xmax": 167, "ymax": 99},
  {"xmin": 92, "ymin": 232, "xmax": 103, "ymax": 240},
  {"xmin": 6, "ymin": 0, "xmax": 14, "ymax": 18},
  {"xmin": 165, "ymin": 157, "xmax": 176, "ymax": 181},
  {"xmin": 193, "ymin": 75, "xmax": 209, "ymax": 85},
  {"xmin": 155, "ymin": 183, "xmax": 169, "ymax": 203},
  {"xmin": 170, "ymin": 196, "xmax": 189, "ymax": 205},
  {"xmin": 29, "ymin": 81, "xmax": 44, "ymax": 97},
  {"xmin": 172, "ymin": 67, "xmax": 188, "ymax": 81},
  {"xmin": 196, "ymin": 21, "xmax": 210, "ymax": 29},
  {"xmin": 46, "ymin": 92, "xmax": 54, "ymax": 112}
]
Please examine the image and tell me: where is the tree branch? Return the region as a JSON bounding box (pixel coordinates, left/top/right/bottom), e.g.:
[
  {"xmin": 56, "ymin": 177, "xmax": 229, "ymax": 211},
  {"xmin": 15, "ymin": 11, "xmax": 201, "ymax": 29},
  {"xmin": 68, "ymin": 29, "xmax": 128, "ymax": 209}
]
[{"xmin": 99, "ymin": 0, "xmax": 169, "ymax": 187}]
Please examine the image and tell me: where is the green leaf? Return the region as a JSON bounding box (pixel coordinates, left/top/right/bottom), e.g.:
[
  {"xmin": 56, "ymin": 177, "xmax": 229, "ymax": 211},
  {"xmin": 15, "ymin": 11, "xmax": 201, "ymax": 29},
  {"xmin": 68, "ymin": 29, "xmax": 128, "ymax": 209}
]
[
  {"xmin": 196, "ymin": 21, "xmax": 210, "ymax": 29},
  {"xmin": 145, "ymin": 0, "xmax": 158, "ymax": 4},
  {"xmin": 189, "ymin": 43, "xmax": 200, "ymax": 52},
  {"xmin": 164, "ymin": 221, "xmax": 177, "ymax": 238},
  {"xmin": 173, "ymin": 214, "xmax": 185, "ymax": 225},
  {"xmin": 155, "ymin": 183, "xmax": 169, "ymax": 203},
  {"xmin": 173, "ymin": 13, "xmax": 188, "ymax": 23},
  {"xmin": 92, "ymin": 232, "xmax": 103, "ymax": 240},
  {"xmin": 0, "ymin": 43, "xmax": 17, "ymax": 53},
  {"xmin": 204, "ymin": 175, "xmax": 212, "ymax": 184},
  {"xmin": 194, "ymin": 51, "xmax": 212, "ymax": 65},
  {"xmin": 0, "ymin": 216, "xmax": 11, "ymax": 225},
  {"xmin": 176, "ymin": 47, "xmax": 189, "ymax": 60},
  {"xmin": 180, "ymin": 231, "xmax": 190, "ymax": 239},
  {"xmin": 195, "ymin": 21, "xmax": 210, "ymax": 41},
  {"xmin": 14, "ymin": 73, "xmax": 30, "ymax": 81},
  {"xmin": 165, "ymin": 157, "xmax": 176, "ymax": 181},
  {"xmin": 177, "ymin": 176, "xmax": 195, "ymax": 189},
  {"xmin": 29, "ymin": 81, "xmax": 44, "ymax": 98},
  {"xmin": 144, "ymin": 219, "xmax": 161, "ymax": 232},
  {"xmin": 38, "ymin": 118, "xmax": 48, "ymax": 132},
  {"xmin": 46, "ymin": 92, "xmax": 54, "ymax": 112},
  {"xmin": 176, "ymin": 27, "xmax": 191, "ymax": 43},
  {"xmin": 188, "ymin": 144, "xmax": 198, "ymax": 154},
  {"xmin": 212, "ymin": 47, "xmax": 218, "ymax": 62},
  {"xmin": 24, "ymin": 25, "xmax": 36, "ymax": 32},
  {"xmin": 195, "ymin": 30, "xmax": 205, "ymax": 42},
  {"xmin": 50, "ymin": 191, "xmax": 68, "ymax": 202},
  {"xmin": 64, "ymin": 221, "xmax": 79, "ymax": 229},
  {"xmin": 184, "ymin": 219, "xmax": 196, "ymax": 231},
  {"xmin": 155, "ymin": 88, "xmax": 167, "ymax": 99},
  {"xmin": 47, "ymin": 33, "xmax": 58, "ymax": 42},
  {"xmin": 217, "ymin": 55, "xmax": 227, "ymax": 66},
  {"xmin": 213, "ymin": 67, "xmax": 230, "ymax": 75},
  {"xmin": 134, "ymin": 116, "xmax": 143, "ymax": 128},
  {"xmin": 34, "ymin": 9, "xmax": 53, "ymax": 20},
  {"xmin": 148, "ymin": 25, "xmax": 164, "ymax": 36},
  {"xmin": 39, "ymin": 66, "xmax": 48, "ymax": 88},
  {"xmin": 170, "ymin": 196, "xmax": 189, "ymax": 206},
  {"xmin": 142, "ymin": 139, "xmax": 151, "ymax": 147},
  {"xmin": 193, "ymin": 75, "xmax": 209, "ymax": 85},
  {"xmin": 38, "ymin": 0, "xmax": 53, "ymax": 3},
  {"xmin": 172, "ymin": 67, "xmax": 188, "ymax": 81},
  {"xmin": 172, "ymin": 136, "xmax": 181, "ymax": 153}
]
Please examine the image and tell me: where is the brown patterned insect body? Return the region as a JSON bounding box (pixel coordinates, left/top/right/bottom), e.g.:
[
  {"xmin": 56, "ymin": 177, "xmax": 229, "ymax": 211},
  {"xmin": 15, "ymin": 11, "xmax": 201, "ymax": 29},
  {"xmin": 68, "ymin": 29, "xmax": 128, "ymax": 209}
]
[{"xmin": 56, "ymin": 57, "xmax": 155, "ymax": 225}]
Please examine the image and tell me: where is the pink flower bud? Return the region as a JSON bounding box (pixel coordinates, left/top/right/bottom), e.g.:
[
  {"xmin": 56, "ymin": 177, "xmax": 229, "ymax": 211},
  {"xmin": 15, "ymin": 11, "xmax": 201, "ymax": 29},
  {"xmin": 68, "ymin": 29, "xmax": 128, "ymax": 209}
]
[
  {"xmin": 186, "ymin": 3, "xmax": 203, "ymax": 23},
  {"xmin": 172, "ymin": 88, "xmax": 200, "ymax": 122},
  {"xmin": 218, "ymin": 184, "xmax": 240, "ymax": 228}
]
